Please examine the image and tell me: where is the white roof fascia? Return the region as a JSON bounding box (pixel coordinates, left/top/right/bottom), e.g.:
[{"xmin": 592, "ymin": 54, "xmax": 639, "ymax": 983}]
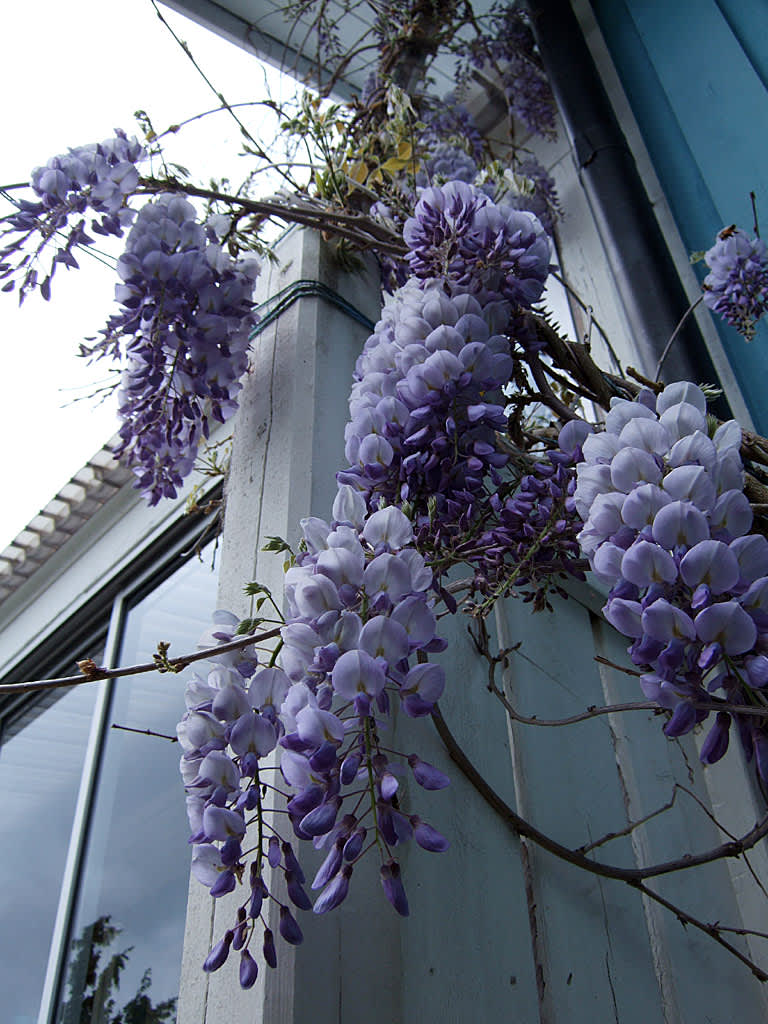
[{"xmin": 0, "ymin": 439, "xmax": 222, "ymax": 681}]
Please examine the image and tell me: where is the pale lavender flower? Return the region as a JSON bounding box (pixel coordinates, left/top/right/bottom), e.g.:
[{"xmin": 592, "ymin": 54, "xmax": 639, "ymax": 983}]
[{"xmin": 703, "ymin": 226, "xmax": 768, "ymax": 340}]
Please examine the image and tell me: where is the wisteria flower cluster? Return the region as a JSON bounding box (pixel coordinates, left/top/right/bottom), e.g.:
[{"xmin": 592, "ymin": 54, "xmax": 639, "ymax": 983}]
[
  {"xmin": 369, "ymin": 97, "xmax": 560, "ymax": 293},
  {"xmin": 95, "ymin": 194, "xmax": 260, "ymax": 504},
  {"xmin": 702, "ymin": 225, "xmax": 768, "ymax": 341},
  {"xmin": 339, "ymin": 182, "xmax": 552, "ymax": 541},
  {"xmin": 403, "ymin": 180, "xmax": 551, "ymax": 305},
  {"xmin": 0, "ymin": 131, "xmax": 145, "ymax": 302},
  {"xmin": 574, "ymin": 382, "xmax": 768, "ymax": 773},
  {"xmin": 455, "ymin": 1, "xmax": 557, "ymax": 139},
  {"xmin": 466, "ymin": 420, "xmax": 589, "ymax": 611},
  {"xmin": 338, "ymin": 278, "xmax": 512, "ymax": 526},
  {"xmin": 178, "ymin": 496, "xmax": 452, "ymax": 984}
]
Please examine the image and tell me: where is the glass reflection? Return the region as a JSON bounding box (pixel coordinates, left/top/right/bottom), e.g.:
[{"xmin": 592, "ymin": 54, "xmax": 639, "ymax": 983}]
[
  {"xmin": 0, "ymin": 685, "xmax": 96, "ymax": 1024},
  {"xmin": 55, "ymin": 552, "xmax": 217, "ymax": 1023}
]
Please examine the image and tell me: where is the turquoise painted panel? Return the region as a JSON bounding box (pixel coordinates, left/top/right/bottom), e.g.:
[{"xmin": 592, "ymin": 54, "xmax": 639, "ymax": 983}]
[{"xmin": 592, "ymin": 0, "xmax": 768, "ymax": 433}]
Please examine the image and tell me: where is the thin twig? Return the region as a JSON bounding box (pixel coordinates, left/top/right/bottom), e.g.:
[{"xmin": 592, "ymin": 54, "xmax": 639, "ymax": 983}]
[
  {"xmin": 431, "ymin": 704, "xmax": 768, "ymax": 981},
  {"xmin": 0, "ymin": 627, "xmax": 282, "ymax": 695},
  {"xmin": 431, "ymin": 704, "xmax": 768, "ymax": 882},
  {"xmin": 577, "ymin": 790, "xmax": 678, "ymax": 854},
  {"xmin": 136, "ymin": 177, "xmax": 407, "ymax": 256},
  {"xmin": 150, "ymin": 0, "xmax": 297, "ymax": 191},
  {"xmin": 111, "ymin": 724, "xmax": 178, "ymax": 742},
  {"xmin": 654, "ymin": 296, "xmax": 704, "ymax": 382}
]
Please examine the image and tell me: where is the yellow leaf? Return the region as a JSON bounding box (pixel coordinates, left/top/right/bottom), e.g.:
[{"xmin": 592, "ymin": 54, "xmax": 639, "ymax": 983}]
[
  {"xmin": 349, "ymin": 161, "xmax": 368, "ymax": 184},
  {"xmin": 380, "ymin": 157, "xmax": 409, "ymax": 174},
  {"xmin": 397, "ymin": 141, "xmax": 412, "ymax": 160},
  {"xmin": 367, "ymin": 167, "xmax": 384, "ymax": 186}
]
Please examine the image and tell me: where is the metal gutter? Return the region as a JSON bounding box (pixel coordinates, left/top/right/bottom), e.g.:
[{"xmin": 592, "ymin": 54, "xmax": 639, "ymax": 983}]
[{"xmin": 525, "ymin": 0, "xmax": 730, "ymax": 415}]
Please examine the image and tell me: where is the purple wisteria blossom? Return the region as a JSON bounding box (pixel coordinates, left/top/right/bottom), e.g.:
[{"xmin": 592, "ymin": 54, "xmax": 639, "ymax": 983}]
[
  {"xmin": 403, "ymin": 181, "xmax": 550, "ymax": 304},
  {"xmin": 92, "ymin": 193, "xmax": 260, "ymax": 504},
  {"xmin": 420, "ymin": 97, "xmax": 485, "ymax": 164},
  {"xmin": 702, "ymin": 226, "xmax": 768, "ymax": 340},
  {"xmin": 465, "ymin": 419, "xmax": 590, "ymax": 610},
  {"xmin": 338, "ymin": 276, "xmax": 513, "ymax": 526},
  {"xmin": 0, "ymin": 131, "xmax": 145, "ymax": 302},
  {"xmin": 455, "ymin": 2, "xmax": 557, "ymax": 139},
  {"xmin": 574, "ymin": 381, "xmax": 768, "ymax": 775},
  {"xmin": 504, "ymin": 158, "xmax": 561, "ymax": 237},
  {"xmin": 180, "ymin": 496, "xmax": 451, "ymax": 983}
]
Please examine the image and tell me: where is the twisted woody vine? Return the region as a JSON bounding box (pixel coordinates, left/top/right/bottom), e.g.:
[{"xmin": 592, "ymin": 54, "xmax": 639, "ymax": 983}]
[{"xmin": 4, "ymin": 0, "xmax": 768, "ymax": 995}]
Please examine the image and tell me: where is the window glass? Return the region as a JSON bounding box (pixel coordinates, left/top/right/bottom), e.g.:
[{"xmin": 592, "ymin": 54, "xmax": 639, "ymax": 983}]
[
  {"xmin": 0, "ymin": 684, "xmax": 97, "ymax": 1024},
  {"xmin": 55, "ymin": 551, "xmax": 218, "ymax": 1023}
]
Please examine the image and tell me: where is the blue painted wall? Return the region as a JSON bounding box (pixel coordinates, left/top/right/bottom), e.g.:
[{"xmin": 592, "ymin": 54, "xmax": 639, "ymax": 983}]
[{"xmin": 592, "ymin": 0, "xmax": 768, "ymax": 433}]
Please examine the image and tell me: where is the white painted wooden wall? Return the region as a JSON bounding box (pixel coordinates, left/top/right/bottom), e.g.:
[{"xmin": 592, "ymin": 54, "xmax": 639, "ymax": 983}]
[{"xmin": 177, "ymin": 227, "xmax": 768, "ymax": 1023}]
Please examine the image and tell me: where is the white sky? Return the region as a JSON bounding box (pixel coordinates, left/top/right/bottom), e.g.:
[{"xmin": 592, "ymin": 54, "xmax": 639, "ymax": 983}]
[{"xmin": 0, "ymin": 0, "xmax": 300, "ymax": 550}]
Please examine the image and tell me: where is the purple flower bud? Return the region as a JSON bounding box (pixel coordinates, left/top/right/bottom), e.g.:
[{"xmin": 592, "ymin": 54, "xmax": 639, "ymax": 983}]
[
  {"xmin": 263, "ymin": 928, "xmax": 277, "ymax": 968},
  {"xmin": 314, "ymin": 864, "xmax": 354, "ymax": 915},
  {"xmin": 203, "ymin": 930, "xmax": 233, "ymax": 972},
  {"xmin": 209, "ymin": 870, "xmax": 236, "ymax": 898},
  {"xmin": 286, "ymin": 869, "xmax": 313, "ymax": 911},
  {"xmin": 380, "ymin": 860, "xmax": 409, "ymax": 917},
  {"xmin": 239, "ymin": 950, "xmax": 259, "ymax": 989},
  {"xmin": 232, "ymin": 910, "xmax": 247, "ymax": 951},
  {"xmin": 279, "ymin": 906, "xmax": 304, "ymax": 945},
  {"xmin": 312, "ymin": 840, "xmax": 344, "ymax": 890},
  {"xmin": 301, "ymin": 797, "xmax": 341, "ymax": 838},
  {"xmin": 408, "ymin": 755, "xmax": 450, "ymax": 790},
  {"xmin": 343, "ymin": 828, "xmax": 366, "ymax": 861},
  {"xmin": 220, "ymin": 836, "xmax": 242, "ymax": 867},
  {"xmin": 282, "ymin": 842, "xmax": 305, "ymax": 884},
  {"xmin": 700, "ymin": 712, "xmax": 731, "ymax": 765},
  {"xmin": 412, "ymin": 817, "xmax": 450, "ymax": 852},
  {"xmin": 663, "ymin": 701, "xmax": 697, "ymax": 738},
  {"xmin": 746, "ymin": 655, "xmax": 768, "ymax": 688},
  {"xmin": 340, "ymin": 752, "xmax": 362, "ymax": 785},
  {"xmin": 268, "ymin": 836, "xmax": 281, "ymax": 868}
]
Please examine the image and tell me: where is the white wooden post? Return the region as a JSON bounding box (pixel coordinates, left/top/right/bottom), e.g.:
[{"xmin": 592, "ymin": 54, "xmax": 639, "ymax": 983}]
[{"xmin": 177, "ymin": 225, "xmax": 768, "ymax": 1024}]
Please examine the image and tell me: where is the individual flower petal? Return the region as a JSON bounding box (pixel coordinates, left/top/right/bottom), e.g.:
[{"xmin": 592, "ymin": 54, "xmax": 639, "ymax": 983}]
[
  {"xmin": 603, "ymin": 598, "xmax": 643, "ymax": 638},
  {"xmin": 679, "ymin": 540, "xmax": 740, "ymax": 594},
  {"xmin": 641, "ymin": 599, "xmax": 696, "ymax": 642},
  {"xmin": 661, "ymin": 465, "xmax": 716, "ymax": 512},
  {"xmin": 621, "ymin": 541, "xmax": 678, "ymax": 587},
  {"xmin": 362, "ymin": 507, "xmax": 414, "ymax": 548},
  {"xmin": 652, "ymin": 501, "xmax": 709, "ymax": 550},
  {"xmin": 331, "ymin": 649, "xmax": 387, "ymax": 699},
  {"xmin": 695, "ymin": 601, "xmax": 757, "ymax": 654},
  {"xmin": 655, "ymin": 381, "xmax": 707, "ymax": 416}
]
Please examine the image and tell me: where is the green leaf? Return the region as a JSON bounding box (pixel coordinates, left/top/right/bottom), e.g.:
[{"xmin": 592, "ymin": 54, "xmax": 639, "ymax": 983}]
[{"xmin": 262, "ymin": 535, "xmax": 294, "ymax": 554}]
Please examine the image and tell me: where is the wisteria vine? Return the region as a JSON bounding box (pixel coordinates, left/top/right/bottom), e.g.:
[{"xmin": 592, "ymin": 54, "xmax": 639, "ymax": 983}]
[{"xmin": 4, "ymin": 0, "xmax": 768, "ymax": 997}]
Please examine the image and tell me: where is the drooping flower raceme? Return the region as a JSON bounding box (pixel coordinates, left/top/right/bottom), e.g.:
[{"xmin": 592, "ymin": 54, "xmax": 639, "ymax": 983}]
[
  {"xmin": 94, "ymin": 194, "xmax": 260, "ymax": 504},
  {"xmin": 574, "ymin": 382, "xmax": 768, "ymax": 774},
  {"xmin": 179, "ymin": 498, "xmax": 452, "ymax": 986},
  {"xmin": 338, "ymin": 278, "xmax": 514, "ymax": 527},
  {"xmin": 455, "ymin": 3, "xmax": 557, "ymax": 140},
  {"xmin": 341, "ymin": 181, "xmax": 552, "ymax": 548},
  {"xmin": 702, "ymin": 226, "xmax": 768, "ymax": 341},
  {"xmin": 403, "ymin": 180, "xmax": 551, "ymax": 305},
  {"xmin": 0, "ymin": 131, "xmax": 145, "ymax": 302}
]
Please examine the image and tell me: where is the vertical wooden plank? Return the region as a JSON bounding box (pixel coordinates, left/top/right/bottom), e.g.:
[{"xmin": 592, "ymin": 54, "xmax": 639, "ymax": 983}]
[
  {"xmin": 593, "ymin": 614, "xmax": 768, "ymax": 1021},
  {"xmin": 395, "ymin": 613, "xmax": 542, "ymax": 1023},
  {"xmin": 496, "ymin": 593, "xmax": 665, "ymax": 1024}
]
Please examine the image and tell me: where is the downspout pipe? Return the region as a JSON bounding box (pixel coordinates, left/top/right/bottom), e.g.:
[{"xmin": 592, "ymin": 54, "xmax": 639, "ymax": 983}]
[{"xmin": 524, "ymin": 0, "xmax": 729, "ymax": 413}]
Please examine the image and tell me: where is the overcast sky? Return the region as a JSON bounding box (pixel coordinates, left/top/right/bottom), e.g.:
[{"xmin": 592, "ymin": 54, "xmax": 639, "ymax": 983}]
[{"xmin": 0, "ymin": 0, "xmax": 297, "ymax": 550}]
